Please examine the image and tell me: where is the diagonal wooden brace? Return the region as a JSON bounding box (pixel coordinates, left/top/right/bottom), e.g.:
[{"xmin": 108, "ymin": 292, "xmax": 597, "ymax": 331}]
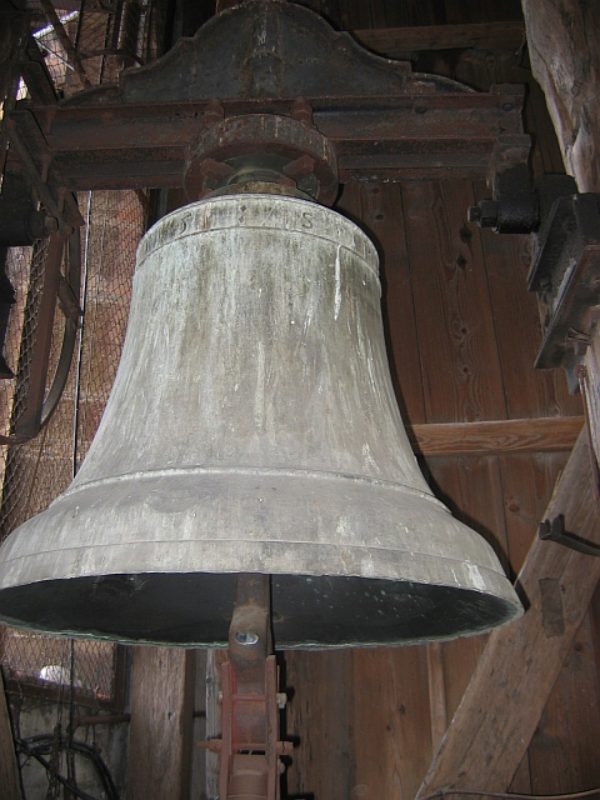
[{"xmin": 417, "ymin": 430, "xmax": 600, "ymax": 796}]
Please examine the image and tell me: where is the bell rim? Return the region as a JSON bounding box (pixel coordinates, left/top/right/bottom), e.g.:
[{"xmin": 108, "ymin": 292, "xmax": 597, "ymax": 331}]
[
  {"xmin": 0, "ymin": 571, "xmax": 522, "ymax": 649},
  {"xmin": 0, "ymin": 470, "xmax": 521, "ymax": 635}
]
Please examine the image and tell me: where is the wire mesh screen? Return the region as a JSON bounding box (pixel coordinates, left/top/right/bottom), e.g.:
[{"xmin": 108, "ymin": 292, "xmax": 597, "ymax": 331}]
[
  {"xmin": 76, "ymin": 0, "xmax": 158, "ymax": 86},
  {"xmin": 0, "ymin": 189, "xmax": 143, "ymax": 706},
  {"xmin": 0, "ymin": 237, "xmax": 76, "ymax": 531},
  {"xmin": 1, "ymin": 1, "xmax": 154, "ymax": 707},
  {"xmin": 0, "ymin": 191, "xmax": 143, "ymax": 705},
  {"xmin": 74, "ymin": 191, "xmax": 144, "ymax": 469},
  {"xmin": 3, "ymin": 633, "xmax": 118, "ymax": 702},
  {"xmin": 0, "ymin": 245, "xmax": 34, "ymax": 443}
]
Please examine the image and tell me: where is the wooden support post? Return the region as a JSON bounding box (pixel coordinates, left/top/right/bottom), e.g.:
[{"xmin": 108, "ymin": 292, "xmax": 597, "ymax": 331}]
[
  {"xmin": 417, "ymin": 430, "xmax": 600, "ymax": 796},
  {"xmin": 0, "ymin": 670, "xmax": 21, "ymax": 800},
  {"xmin": 127, "ymin": 647, "xmax": 196, "ymax": 800},
  {"xmin": 522, "ymin": 0, "xmax": 600, "ymax": 193}
]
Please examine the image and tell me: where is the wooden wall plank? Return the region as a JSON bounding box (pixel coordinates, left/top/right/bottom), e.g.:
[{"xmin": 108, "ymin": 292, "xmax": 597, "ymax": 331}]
[
  {"xmin": 426, "ymin": 642, "xmax": 447, "ymax": 751},
  {"xmin": 402, "ymin": 180, "xmax": 507, "ymax": 423},
  {"xmin": 382, "ymin": 0, "xmax": 441, "ymax": 27},
  {"xmin": 443, "ymin": 0, "xmax": 523, "ymax": 24},
  {"xmin": 127, "ymin": 647, "xmax": 195, "ymax": 800},
  {"xmin": 352, "ymin": 647, "xmax": 432, "ymax": 799},
  {"xmin": 426, "ymin": 454, "xmax": 508, "ymax": 721},
  {"xmin": 353, "ymin": 182, "xmax": 427, "ymax": 424},
  {"xmin": 284, "ymin": 651, "xmax": 353, "ymax": 800}
]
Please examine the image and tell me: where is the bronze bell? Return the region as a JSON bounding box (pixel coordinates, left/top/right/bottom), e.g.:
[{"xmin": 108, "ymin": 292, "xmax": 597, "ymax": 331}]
[{"xmin": 0, "ymin": 193, "xmax": 521, "ymax": 646}]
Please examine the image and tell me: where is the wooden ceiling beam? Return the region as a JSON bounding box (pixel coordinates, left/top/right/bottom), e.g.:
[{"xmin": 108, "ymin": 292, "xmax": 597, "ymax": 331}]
[
  {"xmin": 352, "ymin": 21, "xmax": 526, "ymax": 58},
  {"xmin": 416, "ymin": 428, "xmax": 600, "ymax": 797}
]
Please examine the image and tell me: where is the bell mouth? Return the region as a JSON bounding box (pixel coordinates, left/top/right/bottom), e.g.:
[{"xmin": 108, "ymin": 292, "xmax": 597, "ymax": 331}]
[
  {"xmin": 0, "ymin": 572, "xmax": 518, "ymax": 649},
  {"xmin": 0, "ymin": 469, "xmax": 522, "ymax": 646}
]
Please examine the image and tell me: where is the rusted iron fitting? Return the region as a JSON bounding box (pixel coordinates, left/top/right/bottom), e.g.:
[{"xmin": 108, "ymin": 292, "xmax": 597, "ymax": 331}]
[
  {"xmin": 199, "ymin": 575, "xmax": 292, "ymax": 800},
  {"xmin": 184, "ymin": 112, "xmax": 338, "ymax": 204}
]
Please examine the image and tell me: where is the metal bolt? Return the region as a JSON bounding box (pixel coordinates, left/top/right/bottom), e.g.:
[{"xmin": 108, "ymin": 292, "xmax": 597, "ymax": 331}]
[
  {"xmin": 234, "ymin": 630, "xmax": 259, "ymax": 646},
  {"xmin": 468, "ymin": 205, "xmax": 481, "ymax": 223}
]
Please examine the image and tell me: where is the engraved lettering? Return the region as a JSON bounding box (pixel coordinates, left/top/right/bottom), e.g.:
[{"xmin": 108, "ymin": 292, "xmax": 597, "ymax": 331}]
[
  {"xmin": 177, "ymin": 211, "xmax": 193, "ymax": 237},
  {"xmin": 261, "ymin": 205, "xmax": 279, "ymax": 227},
  {"xmin": 301, "ymin": 211, "xmax": 313, "ymax": 230}
]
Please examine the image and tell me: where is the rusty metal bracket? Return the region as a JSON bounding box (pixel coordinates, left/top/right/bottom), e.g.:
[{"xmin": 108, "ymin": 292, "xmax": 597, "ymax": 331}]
[
  {"xmin": 539, "ymin": 514, "xmax": 600, "ymax": 558},
  {"xmin": 184, "ymin": 111, "xmax": 339, "ymax": 203},
  {"xmin": 200, "ymin": 575, "xmax": 292, "ymax": 800},
  {"xmin": 7, "ymin": 121, "xmax": 83, "ymax": 234},
  {"xmin": 468, "ymin": 137, "xmax": 537, "ymax": 233}
]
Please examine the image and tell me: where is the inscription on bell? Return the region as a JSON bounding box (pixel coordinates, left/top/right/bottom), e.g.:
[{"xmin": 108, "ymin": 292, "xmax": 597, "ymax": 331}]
[{"xmin": 138, "ymin": 195, "xmax": 374, "ymax": 267}]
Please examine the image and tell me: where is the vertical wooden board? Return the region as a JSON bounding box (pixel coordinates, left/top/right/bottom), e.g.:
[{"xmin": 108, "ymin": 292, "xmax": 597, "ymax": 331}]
[
  {"xmin": 478, "ymin": 215, "xmax": 581, "ymax": 420},
  {"xmin": 352, "ymin": 646, "xmax": 432, "ymax": 799},
  {"xmin": 402, "ymin": 181, "xmax": 507, "ymax": 423},
  {"xmin": 189, "ymin": 650, "xmax": 208, "ymax": 798},
  {"xmin": 443, "ymin": 0, "xmax": 482, "ymax": 24},
  {"xmin": 381, "ymin": 0, "xmax": 441, "ymax": 26},
  {"xmin": 358, "ymin": 182, "xmax": 427, "ymax": 424},
  {"xmin": 527, "ymin": 610, "xmax": 600, "ymax": 792},
  {"xmin": 317, "ymin": 0, "xmax": 344, "ymax": 28},
  {"xmin": 443, "ymin": 0, "xmax": 522, "ymax": 24},
  {"xmin": 427, "ymin": 453, "xmax": 509, "ymax": 720},
  {"xmin": 338, "ymin": 0, "xmax": 371, "ymax": 29},
  {"xmin": 498, "ymin": 451, "xmax": 569, "ymax": 575},
  {"xmin": 336, "ymin": 181, "xmax": 363, "ymax": 225},
  {"xmin": 426, "ymin": 642, "xmax": 448, "ymax": 751},
  {"xmin": 284, "ymin": 650, "xmax": 353, "ymax": 800},
  {"xmin": 127, "ymin": 646, "xmax": 195, "ymax": 800},
  {"xmin": 0, "ymin": 670, "xmax": 21, "ymax": 800},
  {"xmin": 426, "ymin": 454, "xmax": 510, "ymax": 573},
  {"xmin": 338, "ymin": 179, "xmax": 427, "ymax": 421}
]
